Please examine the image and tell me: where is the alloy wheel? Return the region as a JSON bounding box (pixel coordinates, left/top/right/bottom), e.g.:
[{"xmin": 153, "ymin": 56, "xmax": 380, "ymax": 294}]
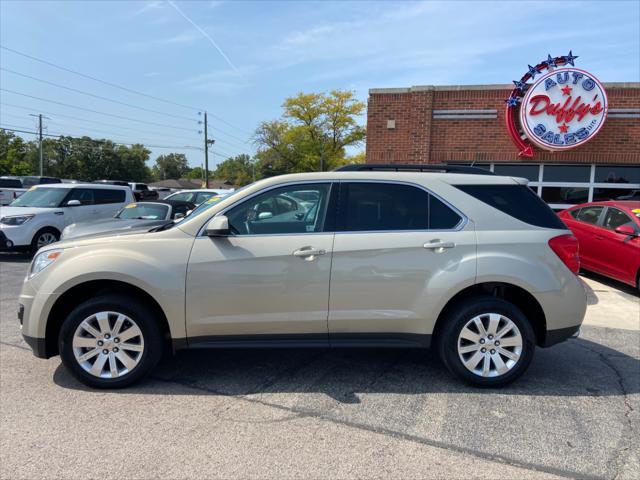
[
  {"xmin": 72, "ymin": 311, "xmax": 145, "ymax": 379},
  {"xmin": 36, "ymin": 232, "xmax": 57, "ymax": 248},
  {"xmin": 457, "ymin": 313, "xmax": 523, "ymax": 378}
]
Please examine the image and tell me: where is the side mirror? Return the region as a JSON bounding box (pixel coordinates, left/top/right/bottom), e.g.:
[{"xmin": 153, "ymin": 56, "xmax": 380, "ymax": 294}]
[
  {"xmin": 66, "ymin": 200, "xmax": 81, "ymax": 206},
  {"xmin": 614, "ymin": 225, "xmax": 637, "ymax": 236},
  {"xmin": 173, "ymin": 213, "xmax": 185, "ymax": 220},
  {"xmin": 205, "ymin": 215, "xmax": 230, "ymax": 237},
  {"xmin": 258, "ymin": 211, "xmax": 273, "ymax": 220}
]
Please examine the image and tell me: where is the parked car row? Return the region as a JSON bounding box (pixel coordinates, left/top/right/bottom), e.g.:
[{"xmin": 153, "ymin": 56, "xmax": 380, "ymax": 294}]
[{"xmin": 0, "ymin": 180, "xmax": 232, "ymax": 252}]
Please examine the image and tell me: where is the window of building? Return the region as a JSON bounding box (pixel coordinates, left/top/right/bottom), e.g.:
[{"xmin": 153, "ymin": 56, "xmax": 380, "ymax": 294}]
[
  {"xmin": 595, "ymin": 166, "xmax": 640, "ymax": 184},
  {"xmin": 543, "ymin": 165, "xmax": 591, "ymax": 183},
  {"xmin": 592, "ymin": 188, "xmax": 640, "ymax": 202},
  {"xmin": 493, "ymin": 164, "xmax": 540, "ymax": 181},
  {"xmin": 541, "ymin": 187, "xmax": 589, "ymax": 205}
]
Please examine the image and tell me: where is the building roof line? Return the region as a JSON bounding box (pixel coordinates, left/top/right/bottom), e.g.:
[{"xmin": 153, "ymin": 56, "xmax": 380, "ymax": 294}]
[{"xmin": 369, "ymin": 82, "xmax": 640, "ymax": 94}]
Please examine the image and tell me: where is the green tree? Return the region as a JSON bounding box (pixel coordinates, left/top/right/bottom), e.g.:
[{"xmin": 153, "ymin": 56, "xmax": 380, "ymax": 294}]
[
  {"xmin": 0, "ymin": 129, "xmax": 34, "ymax": 175},
  {"xmin": 254, "ymin": 90, "xmax": 366, "ymax": 176},
  {"xmin": 152, "ymin": 153, "xmax": 190, "ymax": 180},
  {"xmin": 212, "ymin": 154, "xmax": 255, "ymax": 186}
]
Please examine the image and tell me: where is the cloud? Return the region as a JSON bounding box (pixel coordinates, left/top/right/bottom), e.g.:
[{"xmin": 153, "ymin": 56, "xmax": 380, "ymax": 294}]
[{"xmin": 180, "ymin": 65, "xmax": 257, "ymax": 94}]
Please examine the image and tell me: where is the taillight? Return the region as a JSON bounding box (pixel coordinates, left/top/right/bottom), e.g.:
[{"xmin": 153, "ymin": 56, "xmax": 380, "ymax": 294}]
[{"xmin": 548, "ymin": 234, "xmax": 580, "ymax": 274}]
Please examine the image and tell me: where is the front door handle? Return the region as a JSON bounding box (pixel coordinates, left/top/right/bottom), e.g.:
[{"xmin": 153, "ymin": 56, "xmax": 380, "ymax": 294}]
[
  {"xmin": 423, "ymin": 240, "xmax": 455, "ymax": 252},
  {"xmin": 293, "ymin": 247, "xmax": 326, "ymax": 260}
]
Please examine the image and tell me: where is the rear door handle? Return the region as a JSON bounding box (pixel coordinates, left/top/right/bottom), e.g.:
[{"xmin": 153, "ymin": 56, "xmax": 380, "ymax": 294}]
[
  {"xmin": 293, "ymin": 247, "xmax": 326, "ymax": 259},
  {"xmin": 423, "ymin": 240, "xmax": 455, "ymax": 251}
]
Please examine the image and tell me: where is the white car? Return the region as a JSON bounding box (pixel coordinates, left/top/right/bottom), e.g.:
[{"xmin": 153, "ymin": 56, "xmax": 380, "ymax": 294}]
[
  {"xmin": 0, "ymin": 183, "xmax": 133, "ymax": 253},
  {"xmin": 0, "ymin": 177, "xmax": 27, "ymax": 206},
  {"xmin": 164, "ymin": 188, "xmax": 234, "ymax": 206}
]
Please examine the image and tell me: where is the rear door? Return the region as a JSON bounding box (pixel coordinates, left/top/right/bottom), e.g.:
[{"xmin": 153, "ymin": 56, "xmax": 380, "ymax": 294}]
[
  {"xmin": 93, "ymin": 188, "xmax": 128, "ymax": 218},
  {"xmin": 572, "ymin": 205, "xmax": 606, "ymax": 271},
  {"xmin": 328, "ymin": 181, "xmax": 476, "ymax": 345}
]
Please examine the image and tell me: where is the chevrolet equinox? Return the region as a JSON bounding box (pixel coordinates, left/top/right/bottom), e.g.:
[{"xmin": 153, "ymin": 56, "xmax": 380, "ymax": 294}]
[{"xmin": 18, "ymin": 165, "xmax": 587, "ymax": 388}]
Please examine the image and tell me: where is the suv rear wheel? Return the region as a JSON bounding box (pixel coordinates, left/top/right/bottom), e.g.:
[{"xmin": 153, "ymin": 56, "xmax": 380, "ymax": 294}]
[
  {"xmin": 437, "ymin": 297, "xmax": 535, "ymax": 387},
  {"xmin": 58, "ymin": 294, "xmax": 163, "ymax": 388}
]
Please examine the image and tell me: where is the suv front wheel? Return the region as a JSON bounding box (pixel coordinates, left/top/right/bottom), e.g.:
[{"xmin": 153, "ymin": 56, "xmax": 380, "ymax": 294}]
[
  {"xmin": 58, "ymin": 294, "xmax": 163, "ymax": 388},
  {"xmin": 437, "ymin": 297, "xmax": 535, "ymax": 387}
]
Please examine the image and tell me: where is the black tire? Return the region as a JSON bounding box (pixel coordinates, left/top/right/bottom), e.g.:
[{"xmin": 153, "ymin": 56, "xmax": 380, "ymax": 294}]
[
  {"xmin": 58, "ymin": 294, "xmax": 163, "ymax": 389},
  {"xmin": 30, "ymin": 227, "xmax": 60, "ymax": 254},
  {"xmin": 437, "ymin": 296, "xmax": 535, "ymax": 387}
]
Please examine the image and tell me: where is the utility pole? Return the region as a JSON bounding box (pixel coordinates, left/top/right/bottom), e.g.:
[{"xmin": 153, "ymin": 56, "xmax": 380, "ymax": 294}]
[
  {"xmin": 203, "ymin": 112, "xmax": 215, "ymax": 187},
  {"xmin": 203, "ymin": 112, "xmax": 209, "ymax": 187},
  {"xmin": 30, "ymin": 113, "xmax": 48, "ymax": 175}
]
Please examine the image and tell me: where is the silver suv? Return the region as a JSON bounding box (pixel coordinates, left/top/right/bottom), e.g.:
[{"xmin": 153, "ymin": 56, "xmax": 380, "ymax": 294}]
[{"xmin": 18, "ymin": 165, "xmax": 587, "ymax": 389}]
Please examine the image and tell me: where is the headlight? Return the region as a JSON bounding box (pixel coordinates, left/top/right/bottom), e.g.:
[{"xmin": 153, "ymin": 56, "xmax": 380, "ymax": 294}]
[
  {"xmin": 30, "ymin": 249, "xmax": 63, "ymax": 278},
  {"xmin": 1, "ymin": 214, "xmax": 35, "ymax": 226}
]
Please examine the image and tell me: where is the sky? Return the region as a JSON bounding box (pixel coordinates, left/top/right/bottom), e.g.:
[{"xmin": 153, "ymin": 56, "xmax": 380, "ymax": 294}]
[{"xmin": 1, "ymin": 0, "xmax": 639, "ymax": 170}]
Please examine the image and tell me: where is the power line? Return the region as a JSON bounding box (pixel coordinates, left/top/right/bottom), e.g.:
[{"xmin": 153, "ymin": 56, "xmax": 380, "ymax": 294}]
[
  {"xmin": 1, "ymin": 88, "xmax": 198, "ymax": 132},
  {"xmin": 1, "ymin": 67, "xmax": 199, "ymax": 123},
  {"xmin": 0, "ymin": 45, "xmax": 201, "ymax": 112},
  {"xmin": 1, "ymin": 44, "xmax": 253, "ymax": 136},
  {"xmin": 0, "ymin": 125, "xmax": 203, "ymax": 150},
  {"xmin": 0, "ymin": 102, "xmax": 201, "ymax": 142}
]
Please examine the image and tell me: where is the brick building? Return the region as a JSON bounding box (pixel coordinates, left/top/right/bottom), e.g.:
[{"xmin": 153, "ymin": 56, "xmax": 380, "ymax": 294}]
[{"xmin": 366, "ymin": 83, "xmax": 640, "ymax": 209}]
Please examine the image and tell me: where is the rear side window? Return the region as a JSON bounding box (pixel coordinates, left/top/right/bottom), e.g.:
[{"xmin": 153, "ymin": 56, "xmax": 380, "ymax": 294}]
[
  {"xmin": 576, "ymin": 206, "xmax": 604, "ymax": 225},
  {"xmin": 338, "ymin": 183, "xmax": 462, "ymax": 232},
  {"xmin": 0, "ymin": 178, "xmax": 22, "ymax": 188},
  {"xmin": 66, "ymin": 188, "xmax": 95, "ymax": 205},
  {"xmin": 93, "ymin": 188, "xmax": 126, "ymax": 204},
  {"xmin": 456, "ymin": 185, "xmax": 566, "ymax": 229}
]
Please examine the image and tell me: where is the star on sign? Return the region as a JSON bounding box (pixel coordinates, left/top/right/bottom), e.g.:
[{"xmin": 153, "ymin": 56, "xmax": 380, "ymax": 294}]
[
  {"xmin": 561, "ymin": 85, "xmax": 572, "ymax": 96},
  {"xmin": 546, "ymin": 54, "xmax": 557, "ymax": 69},
  {"xmin": 505, "ymin": 96, "xmax": 520, "ymax": 107},
  {"xmin": 559, "ymin": 124, "xmax": 569, "ymax": 133},
  {"xmin": 527, "ymin": 64, "xmax": 540, "ymax": 79},
  {"xmin": 563, "ymin": 50, "xmax": 578, "ymax": 66},
  {"xmin": 512, "ymin": 80, "xmax": 528, "ymax": 91}
]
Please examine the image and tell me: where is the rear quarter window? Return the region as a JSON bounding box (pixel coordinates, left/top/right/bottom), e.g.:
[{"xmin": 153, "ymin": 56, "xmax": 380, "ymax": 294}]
[
  {"xmin": 456, "ymin": 184, "xmax": 566, "ymax": 229},
  {"xmin": 93, "ymin": 188, "xmax": 127, "ymax": 204}
]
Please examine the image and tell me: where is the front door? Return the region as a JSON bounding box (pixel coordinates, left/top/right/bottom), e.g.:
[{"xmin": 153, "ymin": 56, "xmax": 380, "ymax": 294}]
[
  {"xmin": 597, "ymin": 207, "xmax": 640, "ymax": 284},
  {"xmin": 328, "ymin": 182, "xmax": 476, "ymax": 345},
  {"xmin": 185, "ymin": 182, "xmax": 335, "ymax": 345}
]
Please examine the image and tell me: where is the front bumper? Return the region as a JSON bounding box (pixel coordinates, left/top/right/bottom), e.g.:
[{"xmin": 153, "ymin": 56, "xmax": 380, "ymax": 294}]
[
  {"xmin": 0, "ymin": 225, "xmax": 32, "ymax": 248},
  {"xmin": 0, "ymin": 231, "xmax": 13, "ymax": 250}
]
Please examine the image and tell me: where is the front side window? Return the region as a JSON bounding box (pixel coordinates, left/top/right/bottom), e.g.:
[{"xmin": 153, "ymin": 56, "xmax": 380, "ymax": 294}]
[
  {"xmin": 226, "ymin": 183, "xmax": 331, "ymax": 235},
  {"xmin": 603, "ymin": 208, "xmax": 635, "ymax": 231},
  {"xmin": 576, "ymin": 206, "xmax": 604, "ymax": 225},
  {"xmin": 168, "ymin": 192, "xmax": 196, "ymax": 203},
  {"xmin": 10, "ymin": 187, "xmax": 70, "ymax": 208},
  {"xmin": 339, "ymin": 182, "xmax": 461, "ymax": 232}
]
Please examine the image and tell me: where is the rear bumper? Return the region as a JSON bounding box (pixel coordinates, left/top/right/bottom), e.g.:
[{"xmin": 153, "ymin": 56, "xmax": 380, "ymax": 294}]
[{"xmin": 541, "ymin": 325, "xmax": 580, "ymax": 347}]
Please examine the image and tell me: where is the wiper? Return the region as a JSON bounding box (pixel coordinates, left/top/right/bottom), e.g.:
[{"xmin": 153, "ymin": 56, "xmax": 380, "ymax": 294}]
[{"xmin": 149, "ymin": 221, "xmax": 174, "ymax": 232}]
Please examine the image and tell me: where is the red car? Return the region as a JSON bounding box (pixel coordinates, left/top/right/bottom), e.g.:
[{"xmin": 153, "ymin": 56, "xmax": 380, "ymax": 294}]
[{"xmin": 558, "ymin": 201, "xmax": 640, "ymax": 290}]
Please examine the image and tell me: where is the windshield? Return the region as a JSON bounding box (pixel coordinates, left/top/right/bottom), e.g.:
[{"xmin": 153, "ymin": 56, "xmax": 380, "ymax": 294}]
[
  {"xmin": 10, "ymin": 187, "xmax": 70, "ymax": 207},
  {"xmin": 117, "ymin": 203, "xmax": 169, "ymax": 220}
]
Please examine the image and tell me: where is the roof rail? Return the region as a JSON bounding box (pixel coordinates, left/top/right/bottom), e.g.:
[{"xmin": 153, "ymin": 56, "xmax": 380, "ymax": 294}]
[{"xmin": 335, "ymin": 164, "xmax": 495, "ymax": 175}]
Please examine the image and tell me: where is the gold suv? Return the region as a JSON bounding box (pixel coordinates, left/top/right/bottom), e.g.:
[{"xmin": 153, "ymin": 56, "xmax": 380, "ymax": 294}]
[{"xmin": 18, "ymin": 166, "xmax": 587, "ymax": 389}]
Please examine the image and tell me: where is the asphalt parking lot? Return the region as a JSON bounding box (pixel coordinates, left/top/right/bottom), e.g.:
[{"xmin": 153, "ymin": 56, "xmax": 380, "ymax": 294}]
[{"xmin": 0, "ymin": 254, "xmax": 638, "ymax": 480}]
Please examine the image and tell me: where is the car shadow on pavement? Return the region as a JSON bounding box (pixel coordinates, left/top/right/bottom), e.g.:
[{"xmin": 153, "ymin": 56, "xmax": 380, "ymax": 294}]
[
  {"xmin": 52, "ymin": 336, "xmax": 639, "ymax": 401},
  {"xmin": 580, "ymin": 270, "xmax": 639, "ymax": 298},
  {"xmin": 0, "ymin": 252, "xmax": 32, "ymax": 263}
]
